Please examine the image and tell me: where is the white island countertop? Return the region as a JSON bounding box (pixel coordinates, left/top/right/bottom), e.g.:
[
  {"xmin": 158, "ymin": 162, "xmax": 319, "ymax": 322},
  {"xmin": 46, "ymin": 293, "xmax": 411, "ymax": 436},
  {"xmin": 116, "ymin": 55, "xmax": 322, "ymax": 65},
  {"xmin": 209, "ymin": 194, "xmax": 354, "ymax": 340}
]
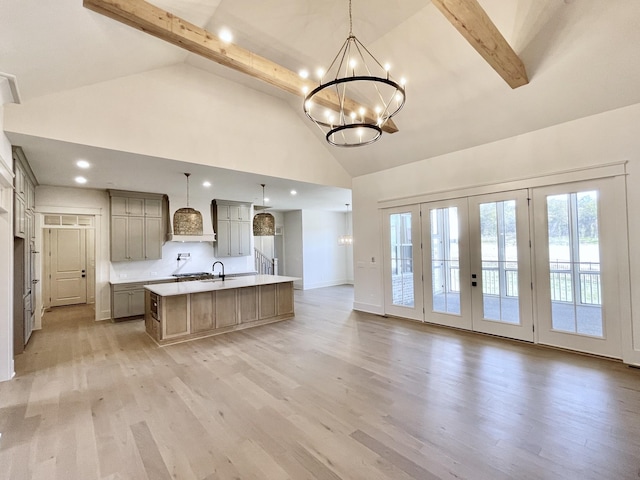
[{"xmin": 144, "ymin": 275, "xmax": 299, "ymax": 297}]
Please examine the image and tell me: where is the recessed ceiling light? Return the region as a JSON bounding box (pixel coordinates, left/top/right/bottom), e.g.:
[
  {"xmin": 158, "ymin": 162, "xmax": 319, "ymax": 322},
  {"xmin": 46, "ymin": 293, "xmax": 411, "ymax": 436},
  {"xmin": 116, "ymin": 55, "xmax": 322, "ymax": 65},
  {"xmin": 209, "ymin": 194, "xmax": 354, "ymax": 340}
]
[
  {"xmin": 75, "ymin": 176, "xmax": 87, "ymax": 184},
  {"xmin": 76, "ymin": 160, "xmax": 90, "ymax": 169},
  {"xmin": 290, "ymin": 190, "xmax": 297, "ymax": 195},
  {"xmin": 219, "ymin": 28, "xmax": 233, "ymax": 43},
  {"xmin": 299, "ymin": 69, "xmax": 309, "ymax": 79},
  {"xmin": 203, "ymin": 181, "xmax": 211, "ymax": 187}
]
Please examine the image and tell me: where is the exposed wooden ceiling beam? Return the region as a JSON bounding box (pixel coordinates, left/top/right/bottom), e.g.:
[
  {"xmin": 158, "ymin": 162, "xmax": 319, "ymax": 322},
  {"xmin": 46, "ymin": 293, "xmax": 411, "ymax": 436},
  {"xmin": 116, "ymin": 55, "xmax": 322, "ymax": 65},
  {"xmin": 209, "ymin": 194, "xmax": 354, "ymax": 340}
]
[
  {"xmin": 83, "ymin": 0, "xmax": 398, "ymax": 133},
  {"xmin": 431, "ymin": 0, "xmax": 529, "ymax": 89}
]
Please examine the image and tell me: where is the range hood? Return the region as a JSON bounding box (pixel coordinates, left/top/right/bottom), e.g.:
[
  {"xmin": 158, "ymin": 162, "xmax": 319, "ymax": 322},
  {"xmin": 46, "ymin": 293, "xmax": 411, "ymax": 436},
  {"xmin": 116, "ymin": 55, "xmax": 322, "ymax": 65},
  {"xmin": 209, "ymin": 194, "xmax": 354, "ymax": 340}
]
[{"xmin": 168, "ymin": 233, "xmax": 216, "ymax": 242}]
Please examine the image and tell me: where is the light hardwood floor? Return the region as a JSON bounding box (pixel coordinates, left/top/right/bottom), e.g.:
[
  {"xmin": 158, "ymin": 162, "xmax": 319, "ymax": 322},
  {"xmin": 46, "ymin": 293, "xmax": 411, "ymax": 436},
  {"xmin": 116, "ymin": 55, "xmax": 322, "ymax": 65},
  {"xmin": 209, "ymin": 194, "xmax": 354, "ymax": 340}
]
[{"xmin": 1, "ymin": 285, "xmax": 639, "ymax": 479}]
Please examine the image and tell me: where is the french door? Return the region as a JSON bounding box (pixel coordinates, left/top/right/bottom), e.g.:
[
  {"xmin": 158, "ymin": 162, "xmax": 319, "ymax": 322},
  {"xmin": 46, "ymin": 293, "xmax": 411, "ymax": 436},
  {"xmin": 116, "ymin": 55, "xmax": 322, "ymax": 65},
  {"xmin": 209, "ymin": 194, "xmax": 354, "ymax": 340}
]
[
  {"xmin": 468, "ymin": 191, "xmax": 534, "ymax": 341},
  {"xmin": 532, "ymin": 179, "xmax": 623, "ymax": 358},
  {"xmin": 422, "ymin": 199, "xmax": 472, "ymax": 329},
  {"xmin": 383, "ymin": 205, "xmax": 423, "ymax": 320},
  {"xmin": 385, "ymin": 181, "xmax": 625, "ymax": 357},
  {"xmin": 421, "ymin": 191, "xmax": 533, "ymax": 341}
]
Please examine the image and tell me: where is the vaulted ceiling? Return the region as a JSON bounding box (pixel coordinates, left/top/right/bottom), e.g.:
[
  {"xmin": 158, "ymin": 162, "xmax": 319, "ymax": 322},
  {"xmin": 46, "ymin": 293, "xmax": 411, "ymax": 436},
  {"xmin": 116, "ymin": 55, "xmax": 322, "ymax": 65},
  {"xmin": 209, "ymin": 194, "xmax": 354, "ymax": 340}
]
[{"xmin": 2, "ymin": 0, "xmax": 640, "ymax": 209}]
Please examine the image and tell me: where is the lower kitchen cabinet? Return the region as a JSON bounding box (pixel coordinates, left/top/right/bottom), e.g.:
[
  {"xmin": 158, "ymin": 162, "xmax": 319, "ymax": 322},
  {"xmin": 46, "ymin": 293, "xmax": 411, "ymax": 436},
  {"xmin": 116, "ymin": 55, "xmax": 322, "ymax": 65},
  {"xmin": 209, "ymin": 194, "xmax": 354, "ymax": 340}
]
[
  {"xmin": 111, "ymin": 279, "xmax": 175, "ymax": 321},
  {"xmin": 112, "ymin": 283, "xmax": 146, "ymax": 320}
]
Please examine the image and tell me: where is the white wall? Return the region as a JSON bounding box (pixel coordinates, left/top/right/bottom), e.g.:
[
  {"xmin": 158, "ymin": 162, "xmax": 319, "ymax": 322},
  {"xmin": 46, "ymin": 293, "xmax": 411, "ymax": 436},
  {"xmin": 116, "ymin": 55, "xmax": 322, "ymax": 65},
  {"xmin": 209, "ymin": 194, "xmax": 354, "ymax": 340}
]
[
  {"xmin": 282, "ymin": 209, "xmax": 352, "ymax": 289},
  {"xmin": 301, "ymin": 210, "xmax": 350, "ymax": 290},
  {"xmin": 352, "ymin": 102, "xmax": 640, "ymax": 365},
  {"xmin": 4, "ymin": 64, "xmax": 351, "ymax": 190},
  {"xmin": 283, "ymin": 211, "xmax": 303, "ymax": 288}
]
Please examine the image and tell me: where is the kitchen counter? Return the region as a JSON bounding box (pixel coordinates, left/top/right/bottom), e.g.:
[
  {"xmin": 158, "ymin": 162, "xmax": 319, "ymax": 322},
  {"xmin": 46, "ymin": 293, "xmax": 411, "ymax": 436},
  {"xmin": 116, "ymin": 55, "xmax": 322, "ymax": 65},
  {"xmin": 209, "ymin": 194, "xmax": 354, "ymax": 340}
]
[
  {"xmin": 110, "ymin": 275, "xmax": 175, "ymax": 285},
  {"xmin": 144, "ymin": 274, "xmax": 298, "ymax": 296},
  {"xmin": 144, "ymin": 275, "xmax": 298, "ymax": 345}
]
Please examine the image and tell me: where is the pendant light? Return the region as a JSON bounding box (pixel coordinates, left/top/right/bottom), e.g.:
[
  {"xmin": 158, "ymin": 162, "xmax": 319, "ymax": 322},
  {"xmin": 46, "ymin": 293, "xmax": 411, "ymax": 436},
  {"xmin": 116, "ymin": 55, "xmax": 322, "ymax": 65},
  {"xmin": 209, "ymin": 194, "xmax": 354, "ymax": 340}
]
[
  {"xmin": 253, "ymin": 184, "xmax": 275, "ymax": 236},
  {"xmin": 338, "ymin": 203, "xmax": 353, "ymax": 245},
  {"xmin": 173, "ymin": 173, "xmax": 203, "ymax": 235}
]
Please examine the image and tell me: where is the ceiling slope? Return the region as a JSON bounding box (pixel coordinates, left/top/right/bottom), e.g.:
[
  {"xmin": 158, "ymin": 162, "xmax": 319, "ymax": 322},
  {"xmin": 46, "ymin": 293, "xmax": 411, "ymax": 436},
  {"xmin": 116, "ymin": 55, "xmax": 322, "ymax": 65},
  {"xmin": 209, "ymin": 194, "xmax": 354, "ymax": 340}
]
[{"xmin": 83, "ymin": 0, "xmax": 398, "ymax": 134}]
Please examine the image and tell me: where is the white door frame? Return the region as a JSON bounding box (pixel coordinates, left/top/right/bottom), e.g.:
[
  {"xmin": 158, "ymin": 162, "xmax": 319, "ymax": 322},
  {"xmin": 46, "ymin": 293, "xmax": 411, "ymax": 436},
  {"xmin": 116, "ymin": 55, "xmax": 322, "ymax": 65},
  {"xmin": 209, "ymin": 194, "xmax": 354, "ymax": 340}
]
[
  {"xmin": 532, "ymin": 178, "xmax": 627, "ymax": 359},
  {"xmin": 34, "ymin": 207, "xmax": 103, "ymax": 329}
]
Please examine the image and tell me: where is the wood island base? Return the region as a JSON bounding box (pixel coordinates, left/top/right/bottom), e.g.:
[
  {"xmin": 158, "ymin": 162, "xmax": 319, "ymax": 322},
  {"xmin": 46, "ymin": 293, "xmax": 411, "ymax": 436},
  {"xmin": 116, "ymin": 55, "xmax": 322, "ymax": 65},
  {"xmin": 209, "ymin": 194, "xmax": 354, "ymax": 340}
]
[{"xmin": 144, "ymin": 277, "xmax": 296, "ymax": 346}]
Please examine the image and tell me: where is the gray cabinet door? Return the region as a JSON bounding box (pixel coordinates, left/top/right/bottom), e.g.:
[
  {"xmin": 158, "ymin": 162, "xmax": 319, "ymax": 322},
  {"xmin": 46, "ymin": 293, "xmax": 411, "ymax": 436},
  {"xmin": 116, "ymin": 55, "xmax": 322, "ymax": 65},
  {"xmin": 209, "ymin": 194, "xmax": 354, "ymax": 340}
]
[
  {"xmin": 113, "ymin": 290, "xmax": 132, "ymax": 318},
  {"xmin": 127, "ymin": 216, "xmax": 145, "ymax": 260},
  {"xmin": 238, "ymin": 221, "xmax": 251, "ymax": 256},
  {"xmin": 144, "ymin": 216, "xmax": 163, "ymax": 260},
  {"xmin": 127, "ymin": 198, "xmax": 145, "ymax": 216},
  {"xmin": 216, "ymin": 220, "xmax": 231, "ymax": 257},
  {"xmin": 144, "ymin": 198, "xmax": 162, "ymax": 217},
  {"xmin": 111, "ymin": 216, "xmax": 128, "ymax": 261},
  {"xmin": 111, "ymin": 196, "xmax": 128, "ymax": 216},
  {"xmin": 130, "ymin": 289, "xmax": 145, "ymax": 316}
]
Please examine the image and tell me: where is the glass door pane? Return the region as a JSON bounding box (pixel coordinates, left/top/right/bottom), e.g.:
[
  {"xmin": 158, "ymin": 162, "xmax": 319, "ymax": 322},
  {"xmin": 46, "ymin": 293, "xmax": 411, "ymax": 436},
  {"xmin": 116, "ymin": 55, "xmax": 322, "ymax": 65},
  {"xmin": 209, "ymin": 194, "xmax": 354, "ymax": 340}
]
[
  {"xmin": 383, "ymin": 205, "xmax": 424, "ymax": 321},
  {"xmin": 431, "ymin": 207, "xmax": 460, "ymax": 314},
  {"xmin": 479, "ymin": 200, "xmax": 520, "ymax": 324},
  {"xmin": 547, "ymin": 191, "xmax": 603, "ymax": 336},
  {"xmin": 390, "ymin": 212, "xmax": 414, "ymax": 307}
]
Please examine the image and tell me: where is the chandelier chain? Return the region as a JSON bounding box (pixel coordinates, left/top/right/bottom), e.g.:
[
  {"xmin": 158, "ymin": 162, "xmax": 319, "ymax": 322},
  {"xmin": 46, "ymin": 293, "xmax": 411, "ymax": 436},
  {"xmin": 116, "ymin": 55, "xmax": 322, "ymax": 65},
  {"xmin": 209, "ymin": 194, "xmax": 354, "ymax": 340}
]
[{"xmin": 348, "ymin": 0, "xmax": 353, "ymax": 36}]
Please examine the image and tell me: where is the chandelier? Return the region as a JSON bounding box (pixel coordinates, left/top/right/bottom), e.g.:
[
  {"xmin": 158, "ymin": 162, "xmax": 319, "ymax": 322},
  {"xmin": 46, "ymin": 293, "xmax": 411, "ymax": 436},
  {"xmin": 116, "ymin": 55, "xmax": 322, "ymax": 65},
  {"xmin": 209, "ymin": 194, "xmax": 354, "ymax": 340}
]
[
  {"xmin": 338, "ymin": 203, "xmax": 353, "ymax": 245},
  {"xmin": 303, "ymin": 0, "xmax": 406, "ymax": 147}
]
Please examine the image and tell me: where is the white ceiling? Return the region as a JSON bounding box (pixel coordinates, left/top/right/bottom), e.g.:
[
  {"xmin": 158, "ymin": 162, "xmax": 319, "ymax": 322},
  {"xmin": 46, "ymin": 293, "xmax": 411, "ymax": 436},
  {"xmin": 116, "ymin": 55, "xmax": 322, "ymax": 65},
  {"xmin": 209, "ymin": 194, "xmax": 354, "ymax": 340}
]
[{"xmin": 2, "ymin": 0, "xmax": 640, "ymax": 208}]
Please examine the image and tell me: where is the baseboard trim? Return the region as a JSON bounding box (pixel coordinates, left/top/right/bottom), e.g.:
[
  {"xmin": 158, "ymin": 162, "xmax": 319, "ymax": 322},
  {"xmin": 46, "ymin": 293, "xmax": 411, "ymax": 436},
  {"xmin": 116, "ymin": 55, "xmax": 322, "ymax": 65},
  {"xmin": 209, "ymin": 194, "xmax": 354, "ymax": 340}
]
[{"xmin": 353, "ymin": 302, "xmax": 384, "ymax": 315}]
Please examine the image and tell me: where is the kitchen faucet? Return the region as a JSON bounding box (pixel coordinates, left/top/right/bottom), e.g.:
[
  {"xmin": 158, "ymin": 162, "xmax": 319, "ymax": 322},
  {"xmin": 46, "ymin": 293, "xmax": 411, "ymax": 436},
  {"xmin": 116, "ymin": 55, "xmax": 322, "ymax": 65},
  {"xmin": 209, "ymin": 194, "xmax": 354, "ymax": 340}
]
[{"xmin": 212, "ymin": 261, "xmax": 225, "ymax": 281}]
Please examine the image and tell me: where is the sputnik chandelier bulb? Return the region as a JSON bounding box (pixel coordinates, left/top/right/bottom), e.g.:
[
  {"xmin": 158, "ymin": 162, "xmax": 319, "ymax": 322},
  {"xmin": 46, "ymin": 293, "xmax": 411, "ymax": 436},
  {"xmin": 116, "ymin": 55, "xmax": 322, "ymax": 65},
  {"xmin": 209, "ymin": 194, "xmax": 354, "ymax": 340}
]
[{"xmin": 303, "ymin": 0, "xmax": 406, "ymax": 147}]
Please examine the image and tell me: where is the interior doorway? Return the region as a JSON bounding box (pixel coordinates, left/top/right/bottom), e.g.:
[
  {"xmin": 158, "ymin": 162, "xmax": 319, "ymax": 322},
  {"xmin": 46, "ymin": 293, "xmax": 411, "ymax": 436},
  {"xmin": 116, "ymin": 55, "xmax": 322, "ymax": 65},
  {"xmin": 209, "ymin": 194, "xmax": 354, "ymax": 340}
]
[{"xmin": 43, "ymin": 226, "xmax": 95, "ymax": 308}]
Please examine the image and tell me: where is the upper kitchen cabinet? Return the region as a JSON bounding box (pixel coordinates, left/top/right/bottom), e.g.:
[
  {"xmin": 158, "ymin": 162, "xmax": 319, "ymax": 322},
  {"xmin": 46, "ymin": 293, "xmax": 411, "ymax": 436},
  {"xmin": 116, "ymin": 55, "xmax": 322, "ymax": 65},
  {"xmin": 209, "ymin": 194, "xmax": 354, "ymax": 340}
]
[
  {"xmin": 13, "ymin": 147, "xmax": 37, "ymax": 239},
  {"xmin": 212, "ymin": 199, "xmax": 252, "ymax": 257},
  {"xmin": 108, "ymin": 190, "xmax": 167, "ymax": 262}
]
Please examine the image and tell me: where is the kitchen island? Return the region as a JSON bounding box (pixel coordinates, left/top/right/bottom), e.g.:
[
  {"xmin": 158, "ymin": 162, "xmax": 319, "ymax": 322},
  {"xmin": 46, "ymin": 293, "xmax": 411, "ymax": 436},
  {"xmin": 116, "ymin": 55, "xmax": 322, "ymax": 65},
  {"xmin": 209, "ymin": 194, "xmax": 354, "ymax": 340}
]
[{"xmin": 144, "ymin": 275, "xmax": 298, "ymax": 345}]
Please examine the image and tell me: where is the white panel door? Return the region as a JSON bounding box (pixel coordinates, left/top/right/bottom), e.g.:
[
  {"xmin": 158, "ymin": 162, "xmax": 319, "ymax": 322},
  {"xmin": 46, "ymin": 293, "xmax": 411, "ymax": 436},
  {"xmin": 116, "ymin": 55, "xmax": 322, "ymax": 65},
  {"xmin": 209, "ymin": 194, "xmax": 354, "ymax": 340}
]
[
  {"xmin": 468, "ymin": 190, "xmax": 534, "ymax": 342},
  {"xmin": 421, "ymin": 199, "xmax": 472, "ymax": 329},
  {"xmin": 532, "ymin": 179, "xmax": 623, "ymax": 358},
  {"xmin": 50, "ymin": 229, "xmax": 87, "ymax": 307},
  {"xmin": 383, "ymin": 205, "xmax": 423, "ymax": 320}
]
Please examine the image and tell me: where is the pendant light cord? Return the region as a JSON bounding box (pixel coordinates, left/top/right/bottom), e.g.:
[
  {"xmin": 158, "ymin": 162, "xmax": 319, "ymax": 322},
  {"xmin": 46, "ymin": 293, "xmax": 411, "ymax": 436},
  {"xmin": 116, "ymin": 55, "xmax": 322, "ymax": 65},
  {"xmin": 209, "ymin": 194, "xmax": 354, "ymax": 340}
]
[
  {"xmin": 348, "ymin": 0, "xmax": 353, "ymax": 36},
  {"xmin": 185, "ymin": 173, "xmax": 191, "ymax": 207}
]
